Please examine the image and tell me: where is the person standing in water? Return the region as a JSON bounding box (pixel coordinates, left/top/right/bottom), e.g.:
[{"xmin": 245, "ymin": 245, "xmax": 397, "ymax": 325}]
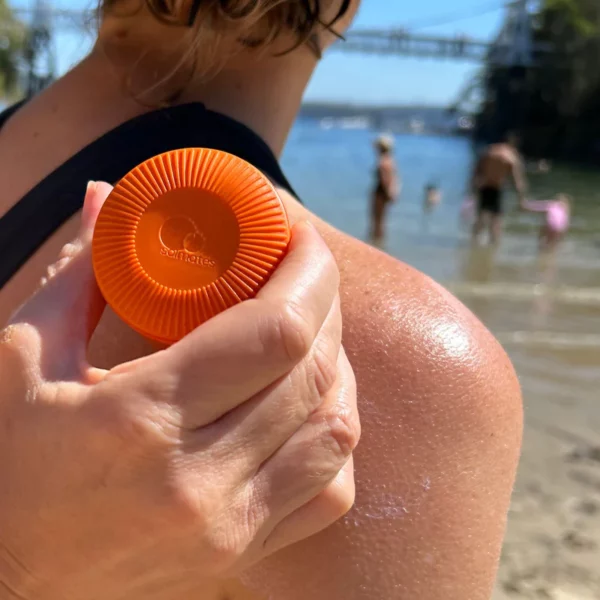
[
  {"xmin": 370, "ymin": 134, "xmax": 400, "ymax": 242},
  {"xmin": 470, "ymin": 132, "xmax": 527, "ymax": 245}
]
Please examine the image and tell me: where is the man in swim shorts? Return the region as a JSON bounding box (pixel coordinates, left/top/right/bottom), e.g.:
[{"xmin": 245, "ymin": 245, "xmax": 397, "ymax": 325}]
[{"xmin": 470, "ymin": 132, "xmax": 527, "ymax": 245}]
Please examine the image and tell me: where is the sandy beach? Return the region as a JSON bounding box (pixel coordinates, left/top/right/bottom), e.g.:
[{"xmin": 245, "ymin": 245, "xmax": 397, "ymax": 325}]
[
  {"xmin": 452, "ymin": 271, "xmax": 600, "ymax": 600},
  {"xmin": 492, "ymin": 355, "xmax": 600, "ymax": 600}
]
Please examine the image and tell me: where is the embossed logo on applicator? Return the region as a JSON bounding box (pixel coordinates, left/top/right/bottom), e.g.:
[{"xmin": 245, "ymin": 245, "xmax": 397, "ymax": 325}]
[{"xmin": 159, "ymin": 216, "xmax": 216, "ymax": 267}]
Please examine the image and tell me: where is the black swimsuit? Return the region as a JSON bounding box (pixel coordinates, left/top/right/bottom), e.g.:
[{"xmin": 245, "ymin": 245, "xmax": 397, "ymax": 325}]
[
  {"xmin": 0, "ymin": 101, "xmax": 299, "ymax": 289},
  {"xmin": 477, "ymin": 186, "xmax": 503, "ymax": 216}
]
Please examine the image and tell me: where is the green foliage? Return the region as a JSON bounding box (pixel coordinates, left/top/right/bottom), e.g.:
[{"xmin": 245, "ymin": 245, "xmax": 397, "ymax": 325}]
[
  {"xmin": 479, "ymin": 0, "xmax": 600, "ymax": 161},
  {"xmin": 542, "ymin": 0, "xmax": 597, "ymax": 37},
  {"xmin": 0, "ymin": 0, "xmax": 26, "ymax": 99},
  {"xmin": 0, "ymin": 0, "xmax": 27, "ymax": 98}
]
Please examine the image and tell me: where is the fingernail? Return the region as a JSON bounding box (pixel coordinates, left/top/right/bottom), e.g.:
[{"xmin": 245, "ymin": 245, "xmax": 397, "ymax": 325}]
[{"xmin": 79, "ymin": 181, "xmax": 96, "ymax": 235}]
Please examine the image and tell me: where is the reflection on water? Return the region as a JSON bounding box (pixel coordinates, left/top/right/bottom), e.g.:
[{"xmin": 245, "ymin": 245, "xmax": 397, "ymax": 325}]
[{"xmin": 282, "ymin": 118, "xmax": 600, "ymax": 419}]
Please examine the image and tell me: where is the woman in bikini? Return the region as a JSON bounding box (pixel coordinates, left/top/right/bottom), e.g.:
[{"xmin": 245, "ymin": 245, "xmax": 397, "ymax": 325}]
[{"xmin": 370, "ymin": 134, "xmax": 399, "ymax": 242}]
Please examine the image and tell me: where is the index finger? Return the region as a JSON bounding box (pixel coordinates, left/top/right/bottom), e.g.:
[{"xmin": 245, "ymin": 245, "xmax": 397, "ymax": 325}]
[{"xmin": 133, "ymin": 221, "xmax": 340, "ymax": 427}]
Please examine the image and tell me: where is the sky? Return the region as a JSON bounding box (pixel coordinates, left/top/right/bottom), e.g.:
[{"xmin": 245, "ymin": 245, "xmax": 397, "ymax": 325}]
[{"xmin": 11, "ymin": 0, "xmax": 507, "ymax": 106}]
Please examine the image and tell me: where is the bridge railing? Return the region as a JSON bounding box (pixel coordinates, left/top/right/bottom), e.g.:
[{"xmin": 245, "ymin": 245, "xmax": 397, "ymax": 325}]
[{"xmin": 337, "ymin": 29, "xmax": 555, "ymax": 67}]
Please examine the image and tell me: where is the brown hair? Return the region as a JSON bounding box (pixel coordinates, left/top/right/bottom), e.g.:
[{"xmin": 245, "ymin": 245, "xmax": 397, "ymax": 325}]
[
  {"xmin": 101, "ymin": 0, "xmax": 351, "ymax": 58},
  {"xmin": 99, "ymin": 0, "xmax": 351, "ymax": 104}
]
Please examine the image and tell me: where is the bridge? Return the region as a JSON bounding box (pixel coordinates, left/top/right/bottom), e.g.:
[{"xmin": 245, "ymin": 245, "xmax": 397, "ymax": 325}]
[
  {"xmin": 7, "ymin": 0, "xmax": 549, "ymax": 99},
  {"xmin": 338, "ymin": 30, "xmax": 551, "ymax": 68},
  {"xmin": 339, "ymin": 30, "xmax": 496, "ymax": 63},
  {"xmin": 8, "ymin": 0, "xmax": 545, "ymax": 66},
  {"xmin": 337, "ymin": 1, "xmax": 549, "ymax": 68}
]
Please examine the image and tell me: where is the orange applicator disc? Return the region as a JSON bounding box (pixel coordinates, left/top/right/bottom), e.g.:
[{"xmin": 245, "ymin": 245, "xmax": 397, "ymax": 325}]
[{"xmin": 92, "ymin": 148, "xmax": 291, "ymax": 344}]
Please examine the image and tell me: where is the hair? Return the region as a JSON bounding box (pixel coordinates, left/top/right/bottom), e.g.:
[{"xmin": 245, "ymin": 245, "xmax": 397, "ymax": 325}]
[
  {"xmin": 99, "ymin": 0, "xmax": 351, "ymax": 104},
  {"xmin": 375, "ymin": 134, "xmax": 394, "ymax": 154},
  {"xmin": 100, "ymin": 0, "xmax": 351, "ymax": 57}
]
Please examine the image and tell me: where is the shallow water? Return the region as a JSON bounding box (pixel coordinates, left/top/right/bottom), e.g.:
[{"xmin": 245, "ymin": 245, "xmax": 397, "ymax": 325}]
[{"xmin": 282, "ymin": 117, "xmax": 600, "ymax": 436}]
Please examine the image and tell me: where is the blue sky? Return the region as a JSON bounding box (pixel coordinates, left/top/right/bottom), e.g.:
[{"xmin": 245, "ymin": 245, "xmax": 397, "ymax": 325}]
[{"xmin": 12, "ymin": 0, "xmax": 506, "ymax": 106}]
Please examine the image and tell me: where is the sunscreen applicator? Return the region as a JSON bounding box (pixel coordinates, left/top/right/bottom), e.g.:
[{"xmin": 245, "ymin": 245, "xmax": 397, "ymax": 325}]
[{"xmin": 92, "ymin": 148, "xmax": 291, "ymax": 344}]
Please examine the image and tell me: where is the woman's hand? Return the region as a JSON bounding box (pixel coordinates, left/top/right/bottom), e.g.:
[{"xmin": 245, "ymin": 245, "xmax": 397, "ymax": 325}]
[{"xmin": 0, "ymin": 182, "xmax": 359, "ymax": 600}]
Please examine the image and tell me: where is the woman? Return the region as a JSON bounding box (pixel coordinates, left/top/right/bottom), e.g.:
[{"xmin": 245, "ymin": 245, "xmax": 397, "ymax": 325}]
[
  {"xmin": 370, "ymin": 134, "xmax": 399, "ymax": 242},
  {"xmin": 0, "ymin": 1, "xmax": 522, "ymax": 598}
]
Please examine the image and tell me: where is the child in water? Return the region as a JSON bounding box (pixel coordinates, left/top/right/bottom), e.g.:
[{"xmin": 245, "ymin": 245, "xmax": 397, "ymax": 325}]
[
  {"xmin": 424, "ymin": 184, "xmax": 442, "ymax": 211},
  {"xmin": 521, "ymin": 193, "xmax": 572, "ymax": 251}
]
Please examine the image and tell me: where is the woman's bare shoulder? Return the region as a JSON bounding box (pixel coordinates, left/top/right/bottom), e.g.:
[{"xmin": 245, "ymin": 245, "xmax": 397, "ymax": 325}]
[
  {"xmin": 321, "ymin": 222, "xmax": 520, "ymax": 410},
  {"xmin": 239, "ymin": 212, "xmax": 523, "ymax": 599}
]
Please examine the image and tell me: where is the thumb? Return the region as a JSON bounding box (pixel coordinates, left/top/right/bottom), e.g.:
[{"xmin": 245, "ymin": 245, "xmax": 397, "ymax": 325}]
[{"xmin": 9, "ymin": 181, "xmax": 113, "ymax": 378}]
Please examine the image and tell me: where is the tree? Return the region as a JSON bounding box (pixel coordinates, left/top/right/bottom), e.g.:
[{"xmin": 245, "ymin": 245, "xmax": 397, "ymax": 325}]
[
  {"xmin": 478, "ymin": 0, "xmax": 600, "ymax": 161},
  {"xmin": 529, "ymin": 0, "xmax": 600, "ymax": 158},
  {"xmin": 0, "ymin": 0, "xmax": 27, "ymax": 100}
]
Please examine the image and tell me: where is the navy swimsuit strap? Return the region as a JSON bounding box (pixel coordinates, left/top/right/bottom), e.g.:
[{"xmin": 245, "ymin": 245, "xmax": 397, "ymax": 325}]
[{"xmin": 0, "ymin": 102, "xmax": 299, "ymax": 289}]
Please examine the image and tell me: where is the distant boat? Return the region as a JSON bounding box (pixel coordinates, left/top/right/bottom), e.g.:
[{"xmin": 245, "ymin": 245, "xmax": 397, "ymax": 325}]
[
  {"xmin": 409, "ymin": 118, "xmax": 425, "ymax": 134},
  {"xmin": 319, "ymin": 116, "xmax": 370, "ymax": 130},
  {"xmin": 320, "ymin": 117, "xmax": 335, "ymax": 130},
  {"xmin": 339, "ymin": 116, "xmax": 370, "ymax": 130}
]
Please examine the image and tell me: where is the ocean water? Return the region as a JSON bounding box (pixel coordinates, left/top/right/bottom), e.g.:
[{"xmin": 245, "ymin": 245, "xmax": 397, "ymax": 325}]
[{"xmin": 281, "ymin": 116, "xmax": 600, "ymax": 434}]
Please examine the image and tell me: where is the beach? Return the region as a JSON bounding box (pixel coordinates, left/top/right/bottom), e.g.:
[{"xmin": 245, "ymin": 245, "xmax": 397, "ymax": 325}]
[
  {"xmin": 476, "ymin": 305, "xmax": 600, "ymax": 600},
  {"xmin": 493, "ymin": 394, "xmax": 600, "ymax": 599},
  {"xmin": 283, "ymin": 121, "xmax": 600, "ymax": 598}
]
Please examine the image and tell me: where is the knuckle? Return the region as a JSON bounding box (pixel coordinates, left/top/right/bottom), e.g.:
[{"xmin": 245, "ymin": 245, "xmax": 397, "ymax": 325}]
[
  {"xmin": 322, "ymin": 405, "xmax": 361, "ymax": 460},
  {"xmin": 271, "ymin": 301, "xmax": 314, "ymax": 364},
  {"xmin": 169, "ymin": 482, "xmax": 252, "ymax": 573},
  {"xmin": 163, "ymin": 473, "xmax": 212, "ymax": 530}
]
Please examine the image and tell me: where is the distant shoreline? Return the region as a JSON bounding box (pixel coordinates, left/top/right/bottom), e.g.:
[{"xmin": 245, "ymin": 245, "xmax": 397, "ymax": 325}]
[
  {"xmin": 298, "ymin": 102, "xmax": 473, "ymax": 136},
  {"xmin": 300, "ymin": 102, "xmax": 457, "ymax": 117}
]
